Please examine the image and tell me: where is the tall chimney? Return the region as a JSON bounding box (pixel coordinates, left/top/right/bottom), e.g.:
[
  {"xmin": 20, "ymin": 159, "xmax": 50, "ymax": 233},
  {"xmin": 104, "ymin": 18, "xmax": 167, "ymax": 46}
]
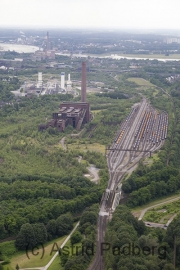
[
  {"xmin": 61, "ymin": 72, "xmax": 65, "ymax": 89},
  {"xmin": 47, "ymin": 31, "xmax": 50, "ymax": 51},
  {"xmin": 81, "ymin": 62, "xmax": 86, "ymax": 102}
]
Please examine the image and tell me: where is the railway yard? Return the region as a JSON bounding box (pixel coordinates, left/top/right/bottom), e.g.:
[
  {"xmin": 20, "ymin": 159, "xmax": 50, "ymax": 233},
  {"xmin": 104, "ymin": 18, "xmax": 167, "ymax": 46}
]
[
  {"xmin": 88, "ymin": 98, "xmax": 169, "ymax": 270},
  {"xmin": 114, "ymin": 100, "xmax": 168, "ymax": 154}
]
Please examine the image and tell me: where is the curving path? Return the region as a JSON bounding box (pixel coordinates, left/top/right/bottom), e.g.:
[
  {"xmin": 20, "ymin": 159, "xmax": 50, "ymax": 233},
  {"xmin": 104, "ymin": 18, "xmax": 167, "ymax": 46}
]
[
  {"xmin": 138, "ymin": 196, "xmax": 180, "ymax": 220},
  {"xmin": 59, "ymin": 136, "xmax": 67, "ymax": 150},
  {"xmin": 87, "ymin": 165, "xmax": 100, "ymax": 183}
]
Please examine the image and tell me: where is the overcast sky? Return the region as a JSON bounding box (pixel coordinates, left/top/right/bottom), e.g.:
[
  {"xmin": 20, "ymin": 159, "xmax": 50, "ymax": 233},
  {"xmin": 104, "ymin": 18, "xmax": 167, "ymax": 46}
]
[{"xmin": 1, "ymin": 0, "xmax": 180, "ymax": 30}]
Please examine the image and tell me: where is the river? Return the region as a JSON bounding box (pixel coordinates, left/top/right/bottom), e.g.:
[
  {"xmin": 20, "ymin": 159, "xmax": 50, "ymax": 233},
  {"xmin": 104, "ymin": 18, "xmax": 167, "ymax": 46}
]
[
  {"xmin": 56, "ymin": 52, "xmax": 180, "ymax": 62},
  {"xmin": 0, "ymin": 43, "xmax": 39, "ymax": 53},
  {"xmin": 1, "ymin": 43, "xmax": 180, "ymax": 62}
]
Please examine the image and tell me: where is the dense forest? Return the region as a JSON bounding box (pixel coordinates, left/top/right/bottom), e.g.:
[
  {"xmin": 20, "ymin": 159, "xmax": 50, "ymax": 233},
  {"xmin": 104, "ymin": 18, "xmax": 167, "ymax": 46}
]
[
  {"xmin": 1, "ymin": 54, "xmax": 180, "ymax": 270},
  {"xmin": 104, "ymin": 205, "xmax": 180, "ymax": 270},
  {"xmin": 0, "ymin": 76, "xmax": 135, "ymax": 268},
  {"xmin": 62, "ymin": 204, "xmax": 99, "ymax": 270}
]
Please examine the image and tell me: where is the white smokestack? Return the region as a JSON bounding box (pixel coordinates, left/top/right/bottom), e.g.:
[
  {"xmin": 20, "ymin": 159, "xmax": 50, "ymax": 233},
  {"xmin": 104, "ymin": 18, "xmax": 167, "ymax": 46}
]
[
  {"xmin": 61, "ymin": 72, "xmax": 65, "ymax": 89},
  {"xmin": 66, "ymin": 73, "xmax": 72, "ymax": 92},
  {"xmin": 37, "ymin": 72, "xmax": 43, "ymax": 88}
]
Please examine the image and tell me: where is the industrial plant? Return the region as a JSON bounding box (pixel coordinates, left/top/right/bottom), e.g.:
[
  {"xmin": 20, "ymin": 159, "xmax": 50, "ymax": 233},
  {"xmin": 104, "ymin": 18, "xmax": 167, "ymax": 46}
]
[
  {"xmin": 11, "ymin": 70, "xmax": 73, "ymax": 97},
  {"xmin": 38, "ymin": 62, "xmax": 91, "ymax": 132},
  {"xmin": 32, "ymin": 32, "xmax": 56, "ymax": 61}
]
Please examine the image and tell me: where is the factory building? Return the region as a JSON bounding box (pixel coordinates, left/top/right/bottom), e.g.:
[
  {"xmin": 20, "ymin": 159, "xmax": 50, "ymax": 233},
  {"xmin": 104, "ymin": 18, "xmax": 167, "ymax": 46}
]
[
  {"xmin": 13, "ymin": 69, "xmax": 71, "ymax": 98},
  {"xmin": 38, "ymin": 62, "xmax": 91, "ymax": 132},
  {"xmin": 32, "ymin": 32, "xmax": 55, "ymax": 61}
]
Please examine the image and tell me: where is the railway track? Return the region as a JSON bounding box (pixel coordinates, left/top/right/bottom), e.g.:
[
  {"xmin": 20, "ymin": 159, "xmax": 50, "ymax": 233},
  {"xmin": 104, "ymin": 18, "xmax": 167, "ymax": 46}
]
[{"xmin": 88, "ymin": 98, "xmax": 168, "ymax": 270}]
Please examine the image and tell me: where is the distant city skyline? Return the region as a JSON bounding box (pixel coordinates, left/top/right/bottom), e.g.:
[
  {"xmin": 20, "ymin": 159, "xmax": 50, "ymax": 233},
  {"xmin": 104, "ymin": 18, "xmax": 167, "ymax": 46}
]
[{"xmin": 1, "ymin": 0, "xmax": 180, "ymax": 30}]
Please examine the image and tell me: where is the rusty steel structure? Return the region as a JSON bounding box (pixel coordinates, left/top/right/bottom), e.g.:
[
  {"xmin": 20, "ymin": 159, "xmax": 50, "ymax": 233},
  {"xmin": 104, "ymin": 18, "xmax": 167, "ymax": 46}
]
[{"xmin": 38, "ymin": 62, "xmax": 91, "ymax": 132}]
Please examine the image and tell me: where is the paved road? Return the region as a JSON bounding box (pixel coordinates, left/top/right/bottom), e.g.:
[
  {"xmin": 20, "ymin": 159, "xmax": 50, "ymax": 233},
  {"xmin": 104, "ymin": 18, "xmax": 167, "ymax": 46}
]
[
  {"xmin": 144, "ymin": 212, "xmax": 178, "ymax": 229},
  {"xmin": 138, "ymin": 196, "xmax": 180, "ymax": 221},
  {"xmin": 20, "ymin": 222, "xmax": 80, "ymax": 270},
  {"xmin": 166, "ymin": 213, "xmax": 178, "ymax": 226},
  {"xmin": 145, "ymin": 222, "xmax": 166, "ymax": 229}
]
